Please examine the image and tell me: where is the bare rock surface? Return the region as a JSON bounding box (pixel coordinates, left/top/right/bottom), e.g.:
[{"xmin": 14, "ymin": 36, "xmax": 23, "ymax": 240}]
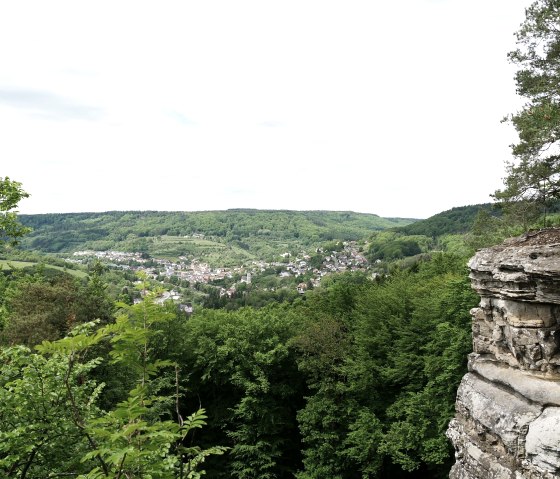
[
  {"xmin": 457, "ymin": 373, "xmax": 541, "ymax": 455},
  {"xmin": 526, "ymin": 407, "xmax": 560, "ymax": 473},
  {"xmin": 470, "ymin": 357, "xmax": 560, "ymax": 406},
  {"xmin": 448, "ymin": 229, "xmax": 560, "ymax": 478}
]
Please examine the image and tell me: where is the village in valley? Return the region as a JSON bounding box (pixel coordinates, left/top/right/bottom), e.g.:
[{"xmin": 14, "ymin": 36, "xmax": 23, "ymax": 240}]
[{"xmin": 69, "ymin": 240, "xmax": 370, "ymax": 305}]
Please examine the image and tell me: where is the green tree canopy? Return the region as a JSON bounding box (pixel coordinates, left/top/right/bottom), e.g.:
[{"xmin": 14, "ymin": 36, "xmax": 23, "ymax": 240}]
[
  {"xmin": 495, "ymin": 1, "xmax": 560, "ymax": 221},
  {"xmin": 0, "ymin": 177, "xmax": 30, "ymax": 246}
]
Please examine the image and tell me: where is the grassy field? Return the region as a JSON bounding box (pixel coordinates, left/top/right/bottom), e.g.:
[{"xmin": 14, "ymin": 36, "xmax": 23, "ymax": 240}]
[{"xmin": 0, "ymin": 260, "xmax": 88, "ymax": 279}]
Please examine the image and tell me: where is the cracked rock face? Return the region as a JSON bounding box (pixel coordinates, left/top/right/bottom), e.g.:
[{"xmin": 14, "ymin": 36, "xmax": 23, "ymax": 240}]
[{"xmin": 447, "ymin": 229, "xmax": 560, "ymax": 479}]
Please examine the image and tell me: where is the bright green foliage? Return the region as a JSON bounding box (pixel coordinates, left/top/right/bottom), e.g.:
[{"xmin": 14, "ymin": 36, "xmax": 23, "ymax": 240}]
[
  {"xmin": 105, "ymin": 281, "xmax": 175, "ymax": 384},
  {"xmin": 80, "ymin": 278, "xmax": 226, "ymax": 478},
  {"xmin": 79, "ymin": 387, "xmax": 181, "ymax": 479},
  {"xmin": 77, "ymin": 287, "xmax": 182, "ymax": 478},
  {"xmin": 0, "ymin": 177, "xmax": 30, "ymax": 247},
  {"xmin": 495, "ymin": 1, "xmax": 560, "ymax": 220},
  {"xmin": 0, "ymin": 283, "xmax": 225, "ymax": 478},
  {"xmin": 0, "ymin": 324, "xmax": 105, "ymax": 477}
]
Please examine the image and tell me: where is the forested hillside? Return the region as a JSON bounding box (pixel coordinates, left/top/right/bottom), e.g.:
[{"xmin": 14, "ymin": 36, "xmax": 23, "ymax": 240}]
[
  {"xmin": 18, "ymin": 210, "xmax": 415, "ymax": 262},
  {"xmin": 394, "ymin": 204, "xmax": 499, "ymax": 237}
]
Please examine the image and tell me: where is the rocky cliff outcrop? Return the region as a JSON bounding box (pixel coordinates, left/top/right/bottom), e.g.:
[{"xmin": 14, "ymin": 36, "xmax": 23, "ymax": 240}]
[{"xmin": 448, "ymin": 229, "xmax": 560, "ymax": 479}]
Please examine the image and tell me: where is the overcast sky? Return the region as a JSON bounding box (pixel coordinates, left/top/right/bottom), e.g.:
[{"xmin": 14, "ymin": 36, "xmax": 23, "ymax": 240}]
[{"xmin": 1, "ymin": 0, "xmax": 529, "ymax": 219}]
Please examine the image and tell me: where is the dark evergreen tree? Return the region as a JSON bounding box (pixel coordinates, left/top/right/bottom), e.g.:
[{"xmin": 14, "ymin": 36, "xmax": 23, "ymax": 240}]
[{"xmin": 495, "ymin": 1, "xmax": 560, "ymax": 223}]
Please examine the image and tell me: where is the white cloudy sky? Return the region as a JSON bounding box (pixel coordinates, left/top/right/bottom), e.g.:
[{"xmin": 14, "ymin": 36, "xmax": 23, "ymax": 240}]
[{"xmin": 1, "ymin": 0, "xmax": 529, "ymax": 219}]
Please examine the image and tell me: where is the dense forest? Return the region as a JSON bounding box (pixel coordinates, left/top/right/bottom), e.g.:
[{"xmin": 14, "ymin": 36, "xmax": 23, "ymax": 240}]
[
  {"xmin": 0, "ymin": 247, "xmax": 476, "ymax": 478},
  {"xmin": 393, "ymin": 204, "xmax": 498, "ymax": 237}
]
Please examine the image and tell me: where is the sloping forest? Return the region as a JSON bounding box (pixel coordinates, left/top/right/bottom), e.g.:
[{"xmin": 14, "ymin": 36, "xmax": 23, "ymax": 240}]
[{"xmin": 0, "ymin": 248, "xmax": 476, "ymax": 478}]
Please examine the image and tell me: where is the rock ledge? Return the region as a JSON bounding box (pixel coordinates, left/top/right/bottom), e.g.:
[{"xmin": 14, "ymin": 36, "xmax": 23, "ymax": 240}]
[{"xmin": 448, "ymin": 229, "xmax": 560, "ymax": 479}]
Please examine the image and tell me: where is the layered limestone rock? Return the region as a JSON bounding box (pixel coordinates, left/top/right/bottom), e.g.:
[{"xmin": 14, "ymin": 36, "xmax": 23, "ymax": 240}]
[{"xmin": 448, "ymin": 229, "xmax": 560, "ymax": 479}]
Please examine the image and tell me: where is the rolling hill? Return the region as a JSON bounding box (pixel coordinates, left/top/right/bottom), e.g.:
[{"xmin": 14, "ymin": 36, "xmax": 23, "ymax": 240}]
[{"xmin": 18, "ymin": 210, "xmax": 417, "ymax": 265}]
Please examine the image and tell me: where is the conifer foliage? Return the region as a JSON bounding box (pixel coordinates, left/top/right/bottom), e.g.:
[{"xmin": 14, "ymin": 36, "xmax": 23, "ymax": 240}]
[{"xmin": 496, "ymin": 1, "xmax": 560, "ymax": 220}]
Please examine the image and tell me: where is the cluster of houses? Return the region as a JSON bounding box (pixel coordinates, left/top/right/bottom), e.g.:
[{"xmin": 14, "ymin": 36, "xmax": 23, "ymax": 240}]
[
  {"xmin": 70, "ymin": 241, "xmax": 369, "ymax": 302},
  {"xmin": 71, "ymin": 251, "xmax": 236, "ymax": 284}
]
